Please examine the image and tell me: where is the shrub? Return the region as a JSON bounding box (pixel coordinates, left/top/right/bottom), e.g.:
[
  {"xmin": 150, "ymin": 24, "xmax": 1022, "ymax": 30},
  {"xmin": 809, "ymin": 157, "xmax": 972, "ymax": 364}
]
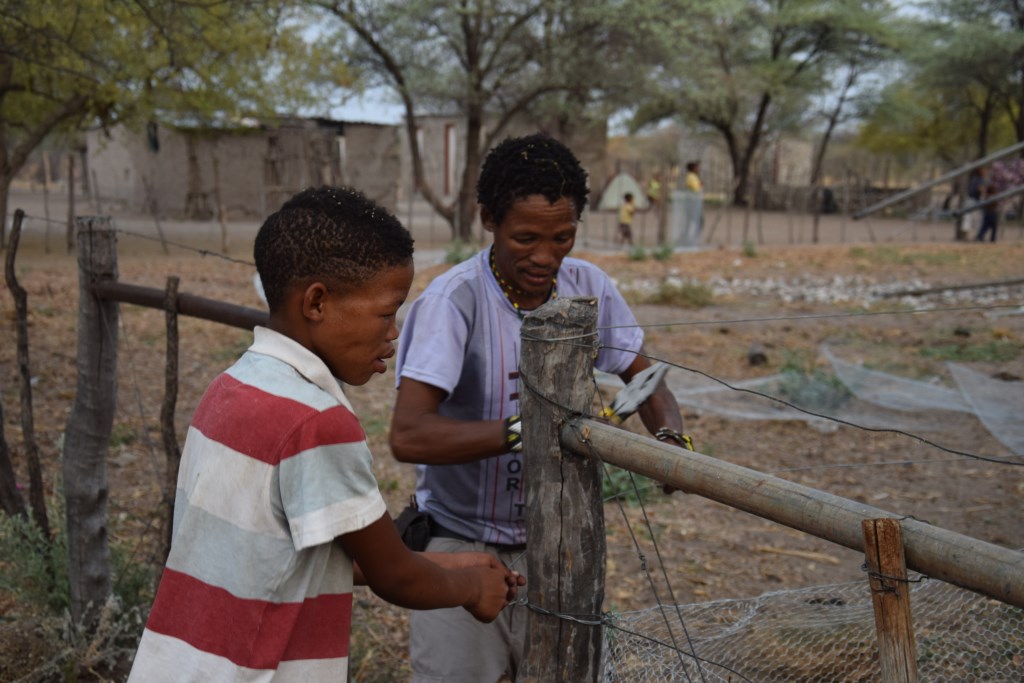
[
  {"xmin": 628, "ymin": 245, "xmax": 647, "ymax": 261},
  {"xmin": 647, "ymin": 280, "xmax": 713, "ymax": 308},
  {"xmin": 445, "ymin": 240, "xmax": 473, "ymax": 264}
]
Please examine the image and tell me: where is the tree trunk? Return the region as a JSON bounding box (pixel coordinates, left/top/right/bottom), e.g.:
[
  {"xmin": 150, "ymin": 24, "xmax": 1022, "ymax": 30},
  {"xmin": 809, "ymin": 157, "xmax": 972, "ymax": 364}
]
[
  {"xmin": 63, "ymin": 218, "xmax": 117, "ymax": 625},
  {"xmin": 66, "ymin": 155, "xmax": 76, "ymax": 254},
  {"xmin": 455, "ymin": 111, "xmax": 485, "ymax": 242}
]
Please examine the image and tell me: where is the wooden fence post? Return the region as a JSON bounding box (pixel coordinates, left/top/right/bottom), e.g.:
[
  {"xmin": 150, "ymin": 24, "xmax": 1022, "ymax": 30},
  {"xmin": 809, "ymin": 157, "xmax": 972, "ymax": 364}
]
[
  {"xmin": 863, "ymin": 518, "xmax": 918, "ymax": 683},
  {"xmin": 4, "ymin": 209, "xmax": 48, "ymax": 534},
  {"xmin": 63, "ymin": 217, "xmax": 117, "ymax": 624},
  {"xmin": 160, "ymin": 276, "xmax": 181, "ymax": 564},
  {"xmin": 519, "ymin": 296, "xmax": 603, "ymax": 682}
]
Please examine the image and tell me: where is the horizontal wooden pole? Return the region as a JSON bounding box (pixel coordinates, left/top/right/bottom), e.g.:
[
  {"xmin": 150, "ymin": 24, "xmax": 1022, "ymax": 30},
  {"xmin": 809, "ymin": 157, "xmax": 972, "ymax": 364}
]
[
  {"xmin": 91, "ymin": 281, "xmax": 267, "ymax": 331},
  {"xmin": 851, "ymin": 140, "xmax": 1024, "ymax": 219},
  {"xmin": 561, "ymin": 418, "xmax": 1024, "ymax": 609}
]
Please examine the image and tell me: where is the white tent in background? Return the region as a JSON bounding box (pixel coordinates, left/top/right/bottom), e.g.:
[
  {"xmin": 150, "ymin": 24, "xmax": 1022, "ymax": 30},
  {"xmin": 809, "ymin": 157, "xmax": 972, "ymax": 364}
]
[{"xmin": 597, "ymin": 172, "xmax": 650, "ymax": 211}]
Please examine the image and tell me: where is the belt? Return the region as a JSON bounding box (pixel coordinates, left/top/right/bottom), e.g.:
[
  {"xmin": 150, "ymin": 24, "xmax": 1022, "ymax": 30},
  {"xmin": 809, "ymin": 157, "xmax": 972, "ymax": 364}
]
[{"xmin": 432, "ymin": 522, "xmax": 526, "ymax": 553}]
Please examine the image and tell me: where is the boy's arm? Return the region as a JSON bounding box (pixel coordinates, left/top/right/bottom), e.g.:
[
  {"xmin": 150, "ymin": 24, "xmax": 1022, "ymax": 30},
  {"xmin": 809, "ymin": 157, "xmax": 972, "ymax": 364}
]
[
  {"xmin": 351, "ymin": 550, "xmax": 522, "ymax": 586},
  {"xmin": 339, "ymin": 513, "xmax": 520, "ymax": 622},
  {"xmin": 389, "ymin": 378, "xmax": 509, "ymax": 465}
]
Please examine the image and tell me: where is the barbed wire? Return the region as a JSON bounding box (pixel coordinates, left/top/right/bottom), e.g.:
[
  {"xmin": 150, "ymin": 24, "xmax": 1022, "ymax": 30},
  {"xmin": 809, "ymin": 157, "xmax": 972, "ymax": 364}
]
[
  {"xmin": 518, "ymin": 323, "xmax": 1022, "ymax": 467},
  {"xmin": 608, "ymin": 345, "xmax": 1024, "ymax": 467},
  {"xmin": 598, "ymin": 302, "xmax": 1024, "ymax": 332},
  {"xmin": 12, "ymin": 212, "xmax": 257, "ymax": 267},
  {"xmin": 112, "ymin": 227, "xmax": 256, "ymax": 267}
]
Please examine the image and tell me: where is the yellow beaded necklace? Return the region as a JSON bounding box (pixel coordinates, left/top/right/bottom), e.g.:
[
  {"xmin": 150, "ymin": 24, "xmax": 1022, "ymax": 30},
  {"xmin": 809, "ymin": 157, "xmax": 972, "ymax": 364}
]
[{"xmin": 490, "ymin": 248, "xmax": 557, "ymax": 318}]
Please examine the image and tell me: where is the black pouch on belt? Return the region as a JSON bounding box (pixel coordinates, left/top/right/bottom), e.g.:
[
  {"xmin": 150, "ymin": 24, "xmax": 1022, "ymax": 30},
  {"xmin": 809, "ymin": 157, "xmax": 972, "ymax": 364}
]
[{"xmin": 393, "ymin": 496, "xmax": 432, "ymax": 552}]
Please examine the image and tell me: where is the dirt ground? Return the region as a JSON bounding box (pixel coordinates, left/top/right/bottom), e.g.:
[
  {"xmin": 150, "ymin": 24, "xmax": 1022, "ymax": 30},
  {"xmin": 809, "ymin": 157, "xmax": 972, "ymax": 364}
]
[{"xmin": 1, "ymin": 191, "xmax": 1023, "ymax": 681}]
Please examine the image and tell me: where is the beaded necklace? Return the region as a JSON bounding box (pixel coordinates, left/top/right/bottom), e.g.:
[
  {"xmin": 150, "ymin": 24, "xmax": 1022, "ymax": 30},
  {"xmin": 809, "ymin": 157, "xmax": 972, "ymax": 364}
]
[{"xmin": 490, "ymin": 248, "xmax": 557, "ymax": 318}]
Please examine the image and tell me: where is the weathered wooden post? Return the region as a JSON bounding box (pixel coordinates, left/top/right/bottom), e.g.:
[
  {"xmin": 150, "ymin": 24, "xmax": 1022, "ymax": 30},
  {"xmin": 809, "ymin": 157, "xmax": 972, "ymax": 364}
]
[
  {"xmin": 863, "ymin": 518, "xmax": 918, "ymax": 683},
  {"xmin": 63, "ymin": 217, "xmax": 118, "ymax": 624},
  {"xmin": 519, "ymin": 296, "xmax": 604, "ymax": 682},
  {"xmin": 3, "ymin": 210, "xmax": 43, "ymax": 527},
  {"xmin": 160, "ymin": 276, "xmax": 181, "ymax": 563}
]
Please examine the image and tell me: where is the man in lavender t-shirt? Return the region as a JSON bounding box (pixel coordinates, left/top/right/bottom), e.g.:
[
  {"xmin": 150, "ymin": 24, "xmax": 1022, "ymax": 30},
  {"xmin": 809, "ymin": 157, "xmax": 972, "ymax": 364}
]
[{"xmin": 390, "ymin": 134, "xmax": 689, "ymax": 683}]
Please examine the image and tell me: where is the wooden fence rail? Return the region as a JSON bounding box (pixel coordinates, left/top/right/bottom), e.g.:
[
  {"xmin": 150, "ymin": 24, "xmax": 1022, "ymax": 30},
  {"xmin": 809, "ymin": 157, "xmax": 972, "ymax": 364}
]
[{"xmin": 558, "ymin": 417, "xmax": 1024, "ymax": 610}]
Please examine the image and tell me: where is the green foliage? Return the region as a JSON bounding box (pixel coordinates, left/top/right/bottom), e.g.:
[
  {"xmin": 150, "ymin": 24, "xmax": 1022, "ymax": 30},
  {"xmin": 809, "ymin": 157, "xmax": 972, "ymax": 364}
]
[
  {"xmin": 0, "ymin": 0, "xmax": 341, "ymax": 226},
  {"xmin": 602, "ymin": 465, "xmax": 658, "ymax": 507},
  {"xmin": 646, "ymin": 281, "xmax": 713, "ymax": 308},
  {"xmin": 848, "ymin": 246, "xmax": 963, "ymax": 268},
  {"xmin": 444, "ymin": 240, "xmax": 474, "ymax": 265},
  {"xmin": 652, "ymin": 244, "xmax": 675, "ymax": 261},
  {"xmin": 742, "ymin": 240, "xmax": 758, "ymax": 258},
  {"xmin": 0, "ymin": 513, "xmax": 69, "ymax": 613},
  {"xmin": 628, "ymin": 245, "xmax": 648, "ymax": 261},
  {"xmin": 778, "ymin": 350, "xmax": 850, "ymax": 411},
  {"xmin": 632, "ymin": 0, "xmax": 898, "ymax": 204},
  {"xmin": 109, "ymin": 423, "xmax": 137, "ymax": 449},
  {"xmin": 0, "ymin": 488, "xmax": 155, "ymax": 679},
  {"xmin": 0, "ymin": 494, "xmax": 156, "ymax": 617},
  {"xmin": 919, "ymin": 340, "xmax": 1020, "ymax": 363}
]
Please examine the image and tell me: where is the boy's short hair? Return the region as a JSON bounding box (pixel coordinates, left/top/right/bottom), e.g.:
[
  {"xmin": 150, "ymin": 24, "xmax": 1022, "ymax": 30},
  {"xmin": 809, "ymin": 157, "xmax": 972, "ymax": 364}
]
[
  {"xmin": 254, "ymin": 186, "xmax": 414, "ymax": 311},
  {"xmin": 476, "ymin": 133, "xmax": 589, "ymax": 227},
  {"xmin": 624, "ymin": 192, "xmax": 634, "ymax": 201}
]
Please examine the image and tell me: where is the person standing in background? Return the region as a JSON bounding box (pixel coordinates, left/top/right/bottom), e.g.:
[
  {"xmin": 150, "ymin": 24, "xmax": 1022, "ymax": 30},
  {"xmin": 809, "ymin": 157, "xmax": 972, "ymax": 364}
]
[
  {"xmin": 963, "ymin": 167, "xmax": 986, "ymax": 240},
  {"xmin": 618, "ymin": 191, "xmax": 636, "ymax": 247},
  {"xmin": 976, "ymin": 180, "xmax": 1000, "ymax": 242},
  {"xmin": 680, "ymin": 160, "xmax": 704, "ymax": 247}
]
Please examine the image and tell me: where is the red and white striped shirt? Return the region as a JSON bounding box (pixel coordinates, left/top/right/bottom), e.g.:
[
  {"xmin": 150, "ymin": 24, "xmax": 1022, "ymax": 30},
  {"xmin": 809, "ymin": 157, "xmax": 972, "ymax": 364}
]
[{"xmin": 129, "ymin": 327, "xmax": 386, "ymax": 682}]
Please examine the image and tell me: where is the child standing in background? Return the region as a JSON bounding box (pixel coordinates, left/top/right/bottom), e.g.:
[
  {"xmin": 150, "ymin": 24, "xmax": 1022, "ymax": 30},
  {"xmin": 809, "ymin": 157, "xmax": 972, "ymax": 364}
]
[{"xmin": 618, "ymin": 192, "xmax": 636, "ymax": 247}]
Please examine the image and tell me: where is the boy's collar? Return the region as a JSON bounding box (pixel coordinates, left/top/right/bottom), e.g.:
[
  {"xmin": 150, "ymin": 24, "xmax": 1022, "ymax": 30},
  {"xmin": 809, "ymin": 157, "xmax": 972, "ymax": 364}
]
[{"xmin": 249, "ymin": 326, "xmax": 353, "ymax": 411}]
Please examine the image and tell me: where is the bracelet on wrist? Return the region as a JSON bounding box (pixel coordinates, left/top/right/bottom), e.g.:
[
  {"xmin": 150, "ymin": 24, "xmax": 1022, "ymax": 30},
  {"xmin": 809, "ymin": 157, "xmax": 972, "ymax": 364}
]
[
  {"xmin": 655, "ymin": 427, "xmax": 694, "ymax": 451},
  {"xmin": 504, "ymin": 415, "xmax": 523, "ymax": 453}
]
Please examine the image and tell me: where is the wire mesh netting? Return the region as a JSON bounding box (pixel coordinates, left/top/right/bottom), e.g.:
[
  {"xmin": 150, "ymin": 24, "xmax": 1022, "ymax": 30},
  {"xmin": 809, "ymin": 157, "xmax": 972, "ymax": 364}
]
[
  {"xmin": 597, "ymin": 341, "xmax": 1024, "ymax": 457},
  {"xmin": 603, "ymin": 579, "xmax": 1024, "ymax": 682}
]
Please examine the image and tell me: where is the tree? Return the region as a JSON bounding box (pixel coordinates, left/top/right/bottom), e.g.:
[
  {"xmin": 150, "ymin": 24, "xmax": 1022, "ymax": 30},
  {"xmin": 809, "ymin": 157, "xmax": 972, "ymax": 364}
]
[
  {"xmin": 633, "ymin": 0, "xmax": 892, "ymax": 207},
  {"xmin": 856, "ymin": 2, "xmax": 1023, "ymax": 172},
  {"xmin": 0, "ymin": 0, "xmax": 346, "ymax": 248},
  {"xmin": 0, "ymin": 0, "xmax": 347, "ymax": 626},
  {"xmin": 913, "ymin": 1, "xmax": 1024, "ymax": 155},
  {"xmin": 317, "ymin": 0, "xmax": 654, "ymax": 241}
]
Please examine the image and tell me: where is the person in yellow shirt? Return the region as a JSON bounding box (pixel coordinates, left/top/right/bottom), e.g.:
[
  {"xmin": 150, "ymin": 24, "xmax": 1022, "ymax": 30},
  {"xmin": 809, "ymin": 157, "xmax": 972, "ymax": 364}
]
[
  {"xmin": 681, "ymin": 161, "xmax": 704, "ymax": 246},
  {"xmin": 618, "ymin": 192, "xmax": 636, "ymax": 247},
  {"xmin": 646, "ymin": 176, "xmax": 661, "ymax": 206},
  {"xmin": 684, "ymin": 161, "xmax": 703, "ymax": 193}
]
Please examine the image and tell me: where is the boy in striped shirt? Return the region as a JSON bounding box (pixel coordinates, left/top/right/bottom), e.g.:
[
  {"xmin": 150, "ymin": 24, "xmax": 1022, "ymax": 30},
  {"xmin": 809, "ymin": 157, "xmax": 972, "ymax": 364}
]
[{"xmin": 129, "ymin": 186, "xmax": 520, "ymax": 682}]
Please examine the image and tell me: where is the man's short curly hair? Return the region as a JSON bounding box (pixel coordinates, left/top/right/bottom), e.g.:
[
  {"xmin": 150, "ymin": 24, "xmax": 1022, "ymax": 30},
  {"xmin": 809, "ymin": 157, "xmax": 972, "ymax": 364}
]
[
  {"xmin": 476, "ymin": 133, "xmax": 589, "ymax": 227},
  {"xmin": 254, "ymin": 186, "xmax": 414, "ymax": 312}
]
